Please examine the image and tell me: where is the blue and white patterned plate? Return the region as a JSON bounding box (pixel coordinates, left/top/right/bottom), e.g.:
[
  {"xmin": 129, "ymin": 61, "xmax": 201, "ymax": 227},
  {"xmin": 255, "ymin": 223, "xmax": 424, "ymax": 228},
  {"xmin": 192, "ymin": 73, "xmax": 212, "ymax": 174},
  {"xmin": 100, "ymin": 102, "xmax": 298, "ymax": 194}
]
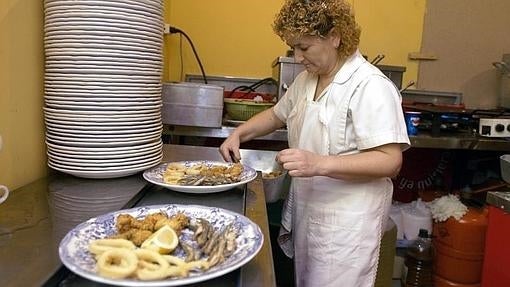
[
  {"xmin": 59, "ymin": 204, "xmax": 264, "ymax": 287},
  {"xmin": 142, "ymin": 161, "xmax": 257, "ymax": 193}
]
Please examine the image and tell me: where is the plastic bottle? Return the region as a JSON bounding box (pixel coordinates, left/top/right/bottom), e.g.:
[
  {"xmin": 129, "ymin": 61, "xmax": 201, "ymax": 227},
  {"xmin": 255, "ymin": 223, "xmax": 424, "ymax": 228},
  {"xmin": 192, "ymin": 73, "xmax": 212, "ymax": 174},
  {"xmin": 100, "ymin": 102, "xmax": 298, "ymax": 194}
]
[{"xmin": 404, "ymin": 228, "xmax": 434, "ymax": 287}]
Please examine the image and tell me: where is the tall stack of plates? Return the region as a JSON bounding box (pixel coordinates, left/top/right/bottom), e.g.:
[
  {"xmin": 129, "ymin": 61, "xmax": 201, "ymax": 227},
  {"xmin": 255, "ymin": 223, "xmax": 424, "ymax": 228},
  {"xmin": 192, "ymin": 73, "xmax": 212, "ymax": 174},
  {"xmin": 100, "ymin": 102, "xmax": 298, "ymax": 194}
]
[{"xmin": 43, "ymin": 0, "xmax": 164, "ymax": 179}]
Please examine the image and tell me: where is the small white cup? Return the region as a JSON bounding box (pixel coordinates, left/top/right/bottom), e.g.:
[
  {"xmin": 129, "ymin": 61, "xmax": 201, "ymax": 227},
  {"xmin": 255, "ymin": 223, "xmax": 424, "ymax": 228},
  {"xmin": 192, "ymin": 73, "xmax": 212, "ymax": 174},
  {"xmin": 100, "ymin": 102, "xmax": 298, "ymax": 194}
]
[{"xmin": 0, "ymin": 185, "xmax": 9, "ymax": 204}]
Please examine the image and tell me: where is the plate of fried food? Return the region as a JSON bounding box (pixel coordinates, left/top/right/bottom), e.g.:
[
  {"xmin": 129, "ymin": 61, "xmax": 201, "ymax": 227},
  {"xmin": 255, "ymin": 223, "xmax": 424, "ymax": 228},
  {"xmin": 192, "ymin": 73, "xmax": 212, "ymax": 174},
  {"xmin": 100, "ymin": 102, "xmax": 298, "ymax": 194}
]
[
  {"xmin": 142, "ymin": 161, "xmax": 257, "ymax": 193},
  {"xmin": 59, "ymin": 204, "xmax": 264, "ymax": 287}
]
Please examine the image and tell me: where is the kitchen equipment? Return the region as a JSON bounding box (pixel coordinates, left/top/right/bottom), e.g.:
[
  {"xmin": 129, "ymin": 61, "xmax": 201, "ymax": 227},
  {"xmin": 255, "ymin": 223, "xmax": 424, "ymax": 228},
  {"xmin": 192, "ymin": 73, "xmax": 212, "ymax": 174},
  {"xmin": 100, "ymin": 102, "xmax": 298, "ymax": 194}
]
[
  {"xmin": 492, "ymin": 54, "xmax": 510, "ymax": 109},
  {"xmin": 377, "ymin": 64, "xmax": 406, "ymax": 89},
  {"xmin": 401, "ymin": 90, "xmax": 463, "ymax": 106},
  {"xmin": 403, "ymin": 104, "xmax": 473, "ymax": 137},
  {"xmin": 272, "ymin": 56, "xmax": 306, "ymax": 100},
  {"xmin": 162, "ymin": 82, "xmax": 224, "ymax": 128},
  {"xmin": 478, "ymin": 117, "xmax": 510, "ymax": 137},
  {"xmin": 500, "ymin": 154, "xmax": 510, "ymax": 183}
]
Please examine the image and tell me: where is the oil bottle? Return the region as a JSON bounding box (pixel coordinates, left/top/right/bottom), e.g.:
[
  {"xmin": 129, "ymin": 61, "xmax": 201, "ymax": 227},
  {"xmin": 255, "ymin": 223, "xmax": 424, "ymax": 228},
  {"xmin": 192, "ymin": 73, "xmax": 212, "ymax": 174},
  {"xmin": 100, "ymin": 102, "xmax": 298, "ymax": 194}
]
[{"xmin": 403, "ymin": 229, "xmax": 434, "ymax": 287}]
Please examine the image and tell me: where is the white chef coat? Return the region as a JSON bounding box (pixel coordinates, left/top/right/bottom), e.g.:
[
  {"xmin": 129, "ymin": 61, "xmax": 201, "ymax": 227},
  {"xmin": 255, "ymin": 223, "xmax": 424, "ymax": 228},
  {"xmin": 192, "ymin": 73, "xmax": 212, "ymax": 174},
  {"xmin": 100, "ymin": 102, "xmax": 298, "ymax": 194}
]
[{"xmin": 273, "ymin": 50, "xmax": 410, "ymax": 287}]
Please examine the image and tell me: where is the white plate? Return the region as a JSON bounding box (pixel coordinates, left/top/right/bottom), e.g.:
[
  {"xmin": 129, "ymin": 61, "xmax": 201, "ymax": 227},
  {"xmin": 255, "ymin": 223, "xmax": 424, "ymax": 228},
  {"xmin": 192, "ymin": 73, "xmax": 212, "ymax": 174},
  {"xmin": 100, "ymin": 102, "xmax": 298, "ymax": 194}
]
[
  {"xmin": 46, "ymin": 133, "xmax": 160, "ymax": 147},
  {"xmin": 44, "ymin": 29, "xmax": 162, "ymax": 44},
  {"xmin": 44, "ymin": 106, "xmax": 160, "ymax": 116},
  {"xmin": 44, "ymin": 90, "xmax": 162, "ymax": 97},
  {"xmin": 44, "ymin": 11, "xmax": 163, "ymax": 28},
  {"xmin": 44, "ymin": 95, "xmax": 161, "ymax": 102},
  {"xmin": 44, "ymin": 19, "xmax": 163, "ymax": 36},
  {"xmin": 143, "ymin": 161, "xmax": 258, "ymax": 194},
  {"xmin": 47, "ymin": 142, "xmax": 162, "ymax": 159},
  {"xmin": 45, "ymin": 0, "xmax": 163, "ymax": 16},
  {"xmin": 45, "ymin": 67, "xmax": 160, "ymax": 76},
  {"xmin": 46, "ymin": 129, "xmax": 161, "ymax": 140},
  {"xmin": 44, "ymin": 102, "xmax": 161, "ymax": 111},
  {"xmin": 48, "ymin": 159, "xmax": 160, "ymax": 179},
  {"xmin": 49, "ymin": 155, "xmax": 161, "ymax": 171},
  {"xmin": 44, "ymin": 89, "xmax": 161, "ymax": 97},
  {"xmin": 45, "ymin": 62, "xmax": 161, "ymax": 72},
  {"xmin": 45, "ymin": 72, "xmax": 162, "ymax": 81},
  {"xmin": 45, "ymin": 57, "xmax": 163, "ymax": 69},
  {"xmin": 45, "ymin": 61, "xmax": 162, "ymax": 70},
  {"xmin": 44, "ymin": 16, "xmax": 162, "ymax": 31},
  {"xmin": 45, "ymin": 79, "xmax": 161, "ymax": 87},
  {"xmin": 44, "ymin": 62, "xmax": 162, "ymax": 71},
  {"xmin": 44, "ymin": 115, "xmax": 161, "ymax": 126},
  {"xmin": 44, "ymin": 49, "xmax": 161, "ymax": 61},
  {"xmin": 43, "ymin": 50, "xmax": 161, "ymax": 62},
  {"xmin": 44, "ymin": 25, "xmax": 162, "ymax": 39},
  {"xmin": 46, "ymin": 124, "xmax": 161, "ymax": 135},
  {"xmin": 45, "ymin": 124, "xmax": 161, "ymax": 136},
  {"xmin": 46, "ymin": 139, "xmax": 161, "ymax": 153},
  {"xmin": 43, "ymin": 33, "xmax": 161, "ymax": 44},
  {"xmin": 44, "ymin": 9, "xmax": 162, "ymax": 27},
  {"xmin": 44, "ymin": 42, "xmax": 162, "ymax": 56},
  {"xmin": 48, "ymin": 151, "xmax": 162, "ymax": 167},
  {"xmin": 58, "ymin": 204, "xmax": 263, "ymax": 286},
  {"xmin": 44, "ymin": 98, "xmax": 162, "ymax": 107}
]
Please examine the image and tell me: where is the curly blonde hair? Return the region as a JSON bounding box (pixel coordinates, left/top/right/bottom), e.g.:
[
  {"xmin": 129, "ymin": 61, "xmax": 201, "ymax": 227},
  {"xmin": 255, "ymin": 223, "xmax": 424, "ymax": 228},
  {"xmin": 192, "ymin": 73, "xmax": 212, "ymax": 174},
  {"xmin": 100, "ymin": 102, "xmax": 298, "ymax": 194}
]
[{"xmin": 273, "ymin": 0, "xmax": 361, "ymax": 59}]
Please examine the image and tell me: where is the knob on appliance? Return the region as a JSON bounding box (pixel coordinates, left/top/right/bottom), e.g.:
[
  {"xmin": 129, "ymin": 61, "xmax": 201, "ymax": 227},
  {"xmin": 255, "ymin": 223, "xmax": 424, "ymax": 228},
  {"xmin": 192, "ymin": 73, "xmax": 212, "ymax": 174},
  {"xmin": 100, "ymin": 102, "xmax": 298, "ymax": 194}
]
[{"xmin": 495, "ymin": 124, "xmax": 505, "ymax": 132}]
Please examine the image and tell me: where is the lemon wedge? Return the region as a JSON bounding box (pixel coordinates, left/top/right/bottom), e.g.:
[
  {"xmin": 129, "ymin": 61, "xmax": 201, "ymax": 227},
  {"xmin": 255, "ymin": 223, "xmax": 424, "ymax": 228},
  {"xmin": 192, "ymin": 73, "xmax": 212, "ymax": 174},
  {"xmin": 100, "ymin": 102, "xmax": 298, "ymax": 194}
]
[{"xmin": 141, "ymin": 225, "xmax": 179, "ymax": 254}]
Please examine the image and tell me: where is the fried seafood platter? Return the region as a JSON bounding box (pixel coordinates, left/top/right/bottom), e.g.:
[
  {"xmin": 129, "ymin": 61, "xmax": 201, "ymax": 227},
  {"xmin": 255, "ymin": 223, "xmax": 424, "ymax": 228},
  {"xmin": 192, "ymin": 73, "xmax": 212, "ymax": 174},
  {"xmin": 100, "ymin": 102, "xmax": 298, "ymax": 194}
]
[
  {"xmin": 59, "ymin": 204, "xmax": 263, "ymax": 287},
  {"xmin": 143, "ymin": 161, "xmax": 257, "ymax": 194}
]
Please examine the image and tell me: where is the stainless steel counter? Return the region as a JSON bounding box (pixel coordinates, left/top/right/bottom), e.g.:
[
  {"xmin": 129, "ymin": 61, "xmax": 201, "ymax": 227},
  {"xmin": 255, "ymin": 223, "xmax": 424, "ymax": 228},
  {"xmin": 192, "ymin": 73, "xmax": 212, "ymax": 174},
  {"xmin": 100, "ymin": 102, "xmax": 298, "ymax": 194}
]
[
  {"xmin": 0, "ymin": 144, "xmax": 276, "ymax": 287},
  {"xmin": 164, "ymin": 125, "xmax": 510, "ymax": 151}
]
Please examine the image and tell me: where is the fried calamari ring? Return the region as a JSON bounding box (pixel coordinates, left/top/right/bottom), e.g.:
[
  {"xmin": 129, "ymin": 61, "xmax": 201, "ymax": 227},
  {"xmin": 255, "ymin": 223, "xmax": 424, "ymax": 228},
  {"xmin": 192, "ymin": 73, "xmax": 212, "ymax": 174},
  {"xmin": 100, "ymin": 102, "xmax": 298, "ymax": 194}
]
[
  {"xmin": 89, "ymin": 238, "xmax": 136, "ymax": 256},
  {"xmin": 96, "ymin": 248, "xmax": 138, "ymax": 279},
  {"xmin": 134, "ymin": 249, "xmax": 170, "ymax": 280}
]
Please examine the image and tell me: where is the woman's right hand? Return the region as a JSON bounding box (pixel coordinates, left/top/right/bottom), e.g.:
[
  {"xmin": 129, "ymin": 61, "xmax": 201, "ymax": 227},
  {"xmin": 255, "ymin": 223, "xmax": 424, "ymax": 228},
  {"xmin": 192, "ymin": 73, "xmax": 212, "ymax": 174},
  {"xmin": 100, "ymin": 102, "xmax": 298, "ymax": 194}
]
[{"xmin": 219, "ymin": 133, "xmax": 242, "ymax": 163}]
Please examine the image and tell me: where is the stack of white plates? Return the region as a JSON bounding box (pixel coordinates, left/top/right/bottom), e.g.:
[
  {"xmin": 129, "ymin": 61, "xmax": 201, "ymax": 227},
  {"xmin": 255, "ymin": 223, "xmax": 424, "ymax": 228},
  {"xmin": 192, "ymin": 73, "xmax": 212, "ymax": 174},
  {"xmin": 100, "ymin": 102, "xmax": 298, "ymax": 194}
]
[{"xmin": 43, "ymin": 0, "xmax": 164, "ymax": 179}]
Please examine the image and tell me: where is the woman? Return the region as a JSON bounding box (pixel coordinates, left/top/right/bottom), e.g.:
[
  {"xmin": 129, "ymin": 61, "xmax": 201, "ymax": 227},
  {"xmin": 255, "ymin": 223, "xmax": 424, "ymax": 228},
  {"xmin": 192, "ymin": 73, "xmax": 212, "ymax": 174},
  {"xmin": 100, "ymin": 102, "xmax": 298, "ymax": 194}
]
[{"xmin": 219, "ymin": 0, "xmax": 410, "ymax": 286}]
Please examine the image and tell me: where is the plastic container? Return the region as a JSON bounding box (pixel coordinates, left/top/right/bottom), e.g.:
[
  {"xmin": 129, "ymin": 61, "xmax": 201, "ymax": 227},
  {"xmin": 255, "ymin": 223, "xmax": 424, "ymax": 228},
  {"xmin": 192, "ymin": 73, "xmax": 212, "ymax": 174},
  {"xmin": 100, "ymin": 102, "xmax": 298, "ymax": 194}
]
[
  {"xmin": 433, "ymin": 207, "xmax": 488, "ymax": 284},
  {"xmin": 481, "ymin": 193, "xmax": 510, "ymax": 287},
  {"xmin": 403, "ymin": 229, "xmax": 434, "ymax": 287},
  {"xmin": 223, "ymin": 98, "xmax": 274, "ymax": 121},
  {"xmin": 434, "ymin": 275, "xmax": 480, "ymax": 287},
  {"xmin": 401, "ymin": 199, "xmax": 432, "ymax": 241}
]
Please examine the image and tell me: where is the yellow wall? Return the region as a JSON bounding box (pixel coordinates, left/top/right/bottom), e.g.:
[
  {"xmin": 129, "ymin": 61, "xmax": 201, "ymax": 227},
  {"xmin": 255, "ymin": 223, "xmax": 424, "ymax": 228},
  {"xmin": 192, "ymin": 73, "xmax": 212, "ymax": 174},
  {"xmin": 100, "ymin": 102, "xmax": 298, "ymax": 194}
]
[
  {"xmin": 164, "ymin": 0, "xmax": 426, "ymax": 87},
  {"xmin": 0, "ymin": 0, "xmax": 47, "ymax": 190}
]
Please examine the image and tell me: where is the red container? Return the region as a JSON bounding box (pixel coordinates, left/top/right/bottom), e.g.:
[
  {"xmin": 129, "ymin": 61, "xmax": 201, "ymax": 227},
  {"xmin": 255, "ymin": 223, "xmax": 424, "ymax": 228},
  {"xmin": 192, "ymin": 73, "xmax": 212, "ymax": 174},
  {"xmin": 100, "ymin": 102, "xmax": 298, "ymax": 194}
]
[
  {"xmin": 434, "ymin": 275, "xmax": 480, "ymax": 287},
  {"xmin": 481, "ymin": 205, "xmax": 510, "ymax": 287},
  {"xmin": 433, "ymin": 207, "xmax": 488, "ymax": 284}
]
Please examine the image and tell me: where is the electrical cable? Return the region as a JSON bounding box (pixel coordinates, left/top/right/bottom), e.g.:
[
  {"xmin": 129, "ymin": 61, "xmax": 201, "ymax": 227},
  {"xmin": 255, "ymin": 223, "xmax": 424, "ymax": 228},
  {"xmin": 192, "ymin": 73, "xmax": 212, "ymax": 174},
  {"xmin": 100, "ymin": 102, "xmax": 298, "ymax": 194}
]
[{"xmin": 169, "ymin": 26, "xmax": 208, "ymax": 84}]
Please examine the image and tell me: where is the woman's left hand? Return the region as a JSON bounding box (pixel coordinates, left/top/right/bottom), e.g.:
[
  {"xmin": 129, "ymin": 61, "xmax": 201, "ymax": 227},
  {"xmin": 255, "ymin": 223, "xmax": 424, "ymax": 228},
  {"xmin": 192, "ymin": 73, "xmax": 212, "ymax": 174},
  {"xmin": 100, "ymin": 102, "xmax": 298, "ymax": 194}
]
[{"xmin": 276, "ymin": 148, "xmax": 322, "ymax": 177}]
